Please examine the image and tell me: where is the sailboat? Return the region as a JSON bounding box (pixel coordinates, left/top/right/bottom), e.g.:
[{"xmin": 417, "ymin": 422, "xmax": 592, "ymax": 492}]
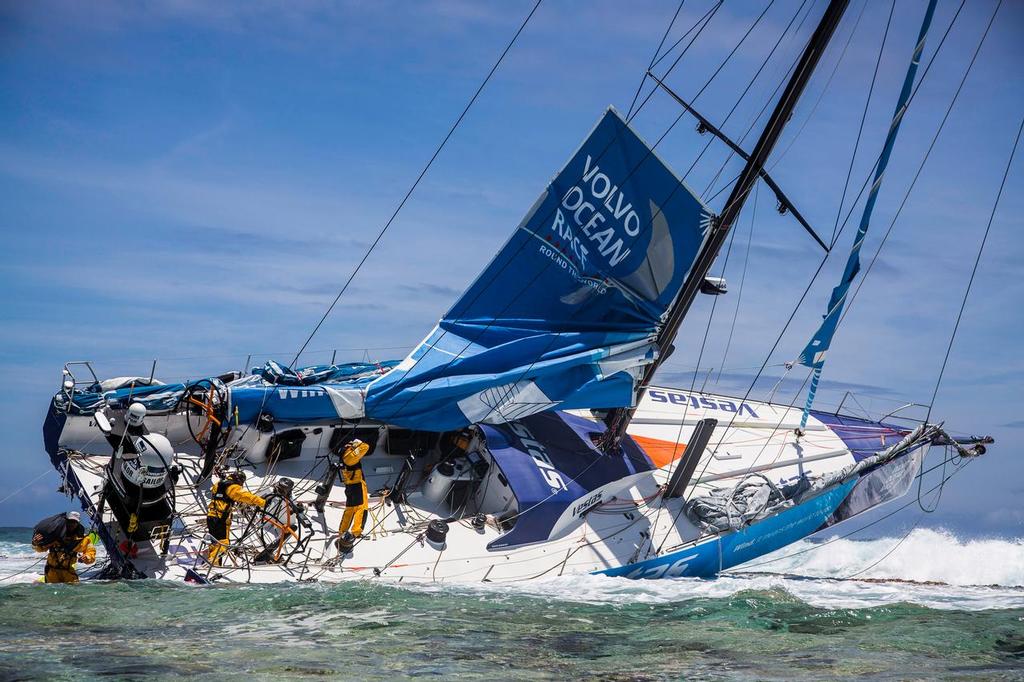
[{"xmin": 40, "ymin": 0, "xmax": 997, "ymax": 584}]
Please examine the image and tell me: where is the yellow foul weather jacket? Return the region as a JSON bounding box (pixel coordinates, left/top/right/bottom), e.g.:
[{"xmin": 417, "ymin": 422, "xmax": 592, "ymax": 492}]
[
  {"xmin": 34, "ymin": 535, "xmax": 95, "ymax": 584},
  {"xmin": 339, "ymin": 441, "xmax": 371, "ymax": 538}
]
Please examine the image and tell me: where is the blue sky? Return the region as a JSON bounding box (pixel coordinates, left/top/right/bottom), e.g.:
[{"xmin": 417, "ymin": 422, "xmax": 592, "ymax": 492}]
[{"xmin": 1, "ymin": 0, "xmax": 1021, "ymax": 536}]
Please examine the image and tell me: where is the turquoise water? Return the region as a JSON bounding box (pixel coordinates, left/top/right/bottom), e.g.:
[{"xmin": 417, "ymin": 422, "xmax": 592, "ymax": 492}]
[{"xmin": 2, "ymin": 527, "xmax": 1022, "ymax": 680}]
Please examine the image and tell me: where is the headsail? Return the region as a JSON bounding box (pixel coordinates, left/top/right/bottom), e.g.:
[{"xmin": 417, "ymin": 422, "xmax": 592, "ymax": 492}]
[
  {"xmin": 363, "ymin": 108, "xmax": 713, "ymax": 430},
  {"xmin": 797, "ymin": 0, "xmax": 938, "ymax": 429}
]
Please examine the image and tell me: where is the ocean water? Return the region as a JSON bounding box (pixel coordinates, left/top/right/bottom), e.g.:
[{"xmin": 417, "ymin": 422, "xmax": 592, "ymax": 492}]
[{"xmin": 1, "ymin": 527, "xmax": 1022, "ymax": 681}]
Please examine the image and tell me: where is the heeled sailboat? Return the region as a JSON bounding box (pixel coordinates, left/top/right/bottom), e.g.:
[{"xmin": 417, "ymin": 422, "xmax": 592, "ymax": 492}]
[{"xmin": 40, "ymin": 0, "xmax": 994, "ymax": 583}]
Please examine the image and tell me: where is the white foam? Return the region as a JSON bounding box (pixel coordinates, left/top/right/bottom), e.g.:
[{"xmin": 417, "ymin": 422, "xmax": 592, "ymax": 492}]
[
  {"xmin": 0, "ymin": 540, "xmax": 46, "ymax": 584},
  {"xmin": 406, "ymin": 570, "xmax": 1021, "ymax": 611},
  {"xmin": 738, "ymin": 528, "xmax": 1024, "ymax": 587},
  {"xmin": 406, "ymin": 528, "xmax": 1024, "ymax": 612},
  {"xmin": 3, "ymin": 529, "xmax": 1022, "ymax": 610}
]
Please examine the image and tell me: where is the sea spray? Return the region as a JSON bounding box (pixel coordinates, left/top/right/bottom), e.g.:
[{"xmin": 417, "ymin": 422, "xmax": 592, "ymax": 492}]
[
  {"xmin": 738, "ymin": 527, "xmax": 1024, "ymax": 587},
  {"xmin": 2, "ymin": 528, "xmax": 1022, "ymax": 680}
]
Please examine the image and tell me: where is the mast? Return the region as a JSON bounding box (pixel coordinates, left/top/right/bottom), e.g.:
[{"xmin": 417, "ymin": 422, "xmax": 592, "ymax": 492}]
[{"xmin": 603, "ymin": 0, "xmax": 850, "ymax": 449}]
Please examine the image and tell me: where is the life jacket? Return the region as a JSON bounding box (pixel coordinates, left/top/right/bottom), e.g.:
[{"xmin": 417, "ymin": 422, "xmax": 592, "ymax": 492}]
[
  {"xmin": 207, "ymin": 481, "xmax": 237, "ymax": 520},
  {"xmin": 340, "ymin": 441, "xmax": 371, "ymax": 486},
  {"xmin": 341, "ymin": 461, "xmax": 363, "ymax": 486},
  {"xmin": 46, "ymin": 535, "xmax": 85, "ymax": 571}
]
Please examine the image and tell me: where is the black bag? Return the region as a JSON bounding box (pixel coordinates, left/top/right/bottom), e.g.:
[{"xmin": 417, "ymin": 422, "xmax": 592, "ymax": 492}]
[{"xmin": 31, "ymin": 513, "xmax": 69, "ymax": 548}]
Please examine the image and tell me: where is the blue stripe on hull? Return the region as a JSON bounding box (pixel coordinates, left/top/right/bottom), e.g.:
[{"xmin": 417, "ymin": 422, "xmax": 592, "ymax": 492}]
[{"xmin": 597, "ymin": 480, "xmax": 856, "ymax": 579}]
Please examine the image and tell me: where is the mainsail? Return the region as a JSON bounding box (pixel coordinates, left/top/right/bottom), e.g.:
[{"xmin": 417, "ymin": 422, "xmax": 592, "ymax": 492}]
[{"xmin": 363, "ymin": 108, "xmax": 713, "ymax": 430}]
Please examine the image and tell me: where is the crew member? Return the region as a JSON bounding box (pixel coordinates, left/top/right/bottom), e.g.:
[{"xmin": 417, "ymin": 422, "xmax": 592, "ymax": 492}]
[
  {"xmin": 206, "ymin": 471, "xmax": 265, "ymax": 566},
  {"xmin": 338, "ymin": 439, "xmax": 370, "ymax": 540},
  {"xmin": 32, "ymin": 511, "xmax": 96, "ymax": 584},
  {"xmin": 255, "ymin": 478, "xmax": 304, "ymax": 564}
]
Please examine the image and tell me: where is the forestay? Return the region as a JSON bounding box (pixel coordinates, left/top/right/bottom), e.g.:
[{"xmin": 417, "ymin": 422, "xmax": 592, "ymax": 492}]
[{"xmin": 364, "ymin": 108, "xmax": 714, "ymax": 430}]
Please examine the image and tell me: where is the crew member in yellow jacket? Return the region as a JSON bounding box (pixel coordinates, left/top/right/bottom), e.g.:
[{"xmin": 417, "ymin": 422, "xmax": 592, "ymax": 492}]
[
  {"xmin": 33, "ymin": 511, "xmax": 96, "ymax": 584},
  {"xmin": 206, "ymin": 471, "xmax": 266, "ymax": 566},
  {"xmin": 338, "ymin": 439, "xmax": 370, "ymax": 538}
]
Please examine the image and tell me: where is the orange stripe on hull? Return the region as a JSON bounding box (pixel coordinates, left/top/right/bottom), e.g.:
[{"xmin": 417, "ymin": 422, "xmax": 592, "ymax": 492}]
[{"xmin": 631, "ymin": 434, "xmax": 687, "ymax": 469}]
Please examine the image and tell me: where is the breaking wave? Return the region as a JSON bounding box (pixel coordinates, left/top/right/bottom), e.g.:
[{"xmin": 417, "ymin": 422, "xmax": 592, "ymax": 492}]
[
  {"xmin": 409, "ymin": 528, "xmax": 1024, "ymax": 612},
  {"xmin": 3, "ymin": 527, "xmax": 1022, "ymax": 611},
  {"xmin": 738, "ymin": 527, "xmax": 1024, "ymax": 587}
]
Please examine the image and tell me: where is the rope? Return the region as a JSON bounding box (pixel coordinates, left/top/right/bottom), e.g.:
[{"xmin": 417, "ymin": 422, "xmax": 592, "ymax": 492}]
[
  {"xmin": 290, "ymin": 0, "xmax": 544, "ymax": 366},
  {"xmin": 725, "ymin": 451, "xmax": 970, "ymax": 573},
  {"xmin": 0, "ymin": 557, "xmax": 47, "ymax": 583},
  {"xmin": 840, "ymin": 513, "xmax": 920, "ymax": 579}
]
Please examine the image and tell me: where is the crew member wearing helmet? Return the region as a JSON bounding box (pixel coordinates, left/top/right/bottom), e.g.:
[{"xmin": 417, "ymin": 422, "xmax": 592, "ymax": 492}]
[
  {"xmin": 206, "ymin": 471, "xmax": 266, "ymax": 566},
  {"xmin": 338, "ymin": 439, "xmax": 371, "ymax": 541},
  {"xmin": 254, "ymin": 478, "xmax": 304, "ymax": 564},
  {"xmin": 32, "ymin": 511, "xmax": 96, "ymax": 584}
]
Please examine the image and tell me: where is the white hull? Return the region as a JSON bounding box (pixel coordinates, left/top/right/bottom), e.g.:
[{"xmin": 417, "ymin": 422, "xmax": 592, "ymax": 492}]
[{"xmin": 51, "ymin": 385, "xmax": 884, "ymax": 585}]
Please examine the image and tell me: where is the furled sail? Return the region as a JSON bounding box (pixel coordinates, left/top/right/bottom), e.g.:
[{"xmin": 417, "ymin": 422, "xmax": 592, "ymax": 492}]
[
  {"xmin": 796, "ymin": 0, "xmax": 937, "ymax": 430},
  {"xmin": 364, "ymin": 108, "xmax": 714, "ymax": 430}
]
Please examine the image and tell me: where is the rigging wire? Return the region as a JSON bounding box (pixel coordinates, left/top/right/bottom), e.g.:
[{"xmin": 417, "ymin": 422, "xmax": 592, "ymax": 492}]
[
  {"xmin": 699, "ymin": 0, "xmax": 870, "ymax": 205},
  {"xmin": 0, "ymin": 468, "xmax": 55, "ymax": 506},
  {"xmin": 469, "ymin": 0, "xmax": 796, "ymax": 429},
  {"xmin": 827, "ymin": 0, "xmax": 895, "ymax": 244},
  {"xmin": 87, "ymin": 3, "xmax": 1000, "ymax": 580},
  {"xmin": 696, "ymin": 0, "xmax": 816, "ymax": 199},
  {"xmin": 678, "ymin": 0, "xmax": 781, "ymax": 181},
  {"xmin": 185, "ymin": 4, "xmax": 734, "ymax": 565},
  {"xmin": 626, "ymin": 0, "xmax": 687, "ymax": 119},
  {"xmin": 650, "ymin": 1, "xmax": 725, "ymax": 72},
  {"xmin": 834, "ymin": 0, "xmax": 1002, "ymax": 389},
  {"xmin": 641, "ymin": 0, "xmax": 975, "ymax": 555},
  {"xmin": 925, "ymin": 112, "xmax": 1022, "ymax": 424},
  {"xmin": 766, "ymin": 0, "xmax": 869, "ymax": 177},
  {"xmin": 368, "ymin": 2, "xmax": 731, "ymax": 427},
  {"xmin": 675, "ymin": 0, "xmax": 970, "ymax": 490},
  {"xmin": 290, "ymin": 0, "xmax": 544, "ymax": 367},
  {"xmin": 463, "ymin": 0, "xmax": 795, "ymax": 470},
  {"xmin": 715, "ymin": 184, "xmax": 757, "ymax": 383}
]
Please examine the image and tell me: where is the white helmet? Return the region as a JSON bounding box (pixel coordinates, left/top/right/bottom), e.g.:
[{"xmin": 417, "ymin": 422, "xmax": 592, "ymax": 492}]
[{"xmin": 126, "ymin": 402, "xmax": 147, "ymax": 427}]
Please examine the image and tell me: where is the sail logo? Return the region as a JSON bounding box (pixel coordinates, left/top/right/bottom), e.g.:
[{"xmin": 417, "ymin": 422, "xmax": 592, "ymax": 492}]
[
  {"xmin": 626, "ymin": 553, "xmax": 698, "ymax": 580},
  {"xmin": 507, "ymin": 421, "xmax": 569, "ymax": 494},
  {"xmin": 547, "ymin": 154, "xmax": 642, "ymax": 272},
  {"xmin": 647, "ymin": 389, "xmax": 758, "ymax": 418},
  {"xmin": 277, "ymin": 388, "xmax": 323, "ymax": 400}
]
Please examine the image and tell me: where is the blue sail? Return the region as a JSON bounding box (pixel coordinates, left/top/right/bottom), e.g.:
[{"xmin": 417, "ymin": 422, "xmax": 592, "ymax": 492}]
[
  {"xmin": 363, "ymin": 108, "xmax": 714, "ymax": 430},
  {"xmin": 797, "ymin": 0, "xmax": 938, "ymax": 429}
]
